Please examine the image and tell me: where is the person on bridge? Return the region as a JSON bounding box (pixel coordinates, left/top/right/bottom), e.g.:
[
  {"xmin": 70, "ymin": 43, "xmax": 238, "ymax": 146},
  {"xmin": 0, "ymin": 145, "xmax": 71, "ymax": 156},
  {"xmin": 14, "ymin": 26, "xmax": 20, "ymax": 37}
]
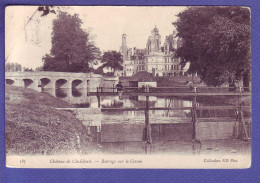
[{"xmin": 116, "ymin": 81, "xmax": 124, "ymax": 99}]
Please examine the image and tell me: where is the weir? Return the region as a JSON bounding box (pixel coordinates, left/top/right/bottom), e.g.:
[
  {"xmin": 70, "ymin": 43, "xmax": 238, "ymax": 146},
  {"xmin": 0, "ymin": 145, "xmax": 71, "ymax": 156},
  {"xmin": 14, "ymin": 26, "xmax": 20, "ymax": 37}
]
[{"xmin": 95, "ymin": 86, "xmax": 251, "ymax": 143}]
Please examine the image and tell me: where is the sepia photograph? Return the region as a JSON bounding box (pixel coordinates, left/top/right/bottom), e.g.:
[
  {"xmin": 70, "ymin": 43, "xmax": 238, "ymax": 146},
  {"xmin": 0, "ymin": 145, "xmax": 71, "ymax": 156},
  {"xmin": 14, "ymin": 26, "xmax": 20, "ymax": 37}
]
[{"xmin": 5, "ymin": 6, "xmax": 251, "ymax": 168}]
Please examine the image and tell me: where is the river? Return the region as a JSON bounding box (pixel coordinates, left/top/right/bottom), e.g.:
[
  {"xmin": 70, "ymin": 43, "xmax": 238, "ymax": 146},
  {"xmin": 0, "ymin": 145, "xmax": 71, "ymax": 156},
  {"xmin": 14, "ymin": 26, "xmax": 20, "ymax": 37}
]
[{"xmin": 43, "ymin": 88, "xmax": 251, "ymax": 155}]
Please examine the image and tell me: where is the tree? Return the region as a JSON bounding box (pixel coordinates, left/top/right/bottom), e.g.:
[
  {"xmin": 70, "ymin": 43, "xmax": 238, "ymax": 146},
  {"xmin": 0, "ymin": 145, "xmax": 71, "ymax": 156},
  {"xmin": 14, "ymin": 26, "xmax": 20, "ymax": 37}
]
[
  {"xmin": 43, "ymin": 12, "xmax": 101, "ymax": 72},
  {"xmin": 35, "ymin": 66, "xmax": 43, "ymax": 71},
  {"xmin": 5, "ymin": 63, "xmax": 11, "ymax": 72},
  {"xmin": 93, "ymin": 66, "xmax": 104, "ymax": 75},
  {"xmin": 101, "ymin": 51, "xmax": 123, "ymax": 73},
  {"xmin": 24, "ymin": 67, "xmax": 34, "ymax": 72},
  {"xmin": 174, "ymin": 7, "xmax": 250, "ymax": 86},
  {"xmin": 5, "ymin": 62, "xmax": 22, "ymax": 72},
  {"xmin": 15, "ymin": 63, "xmax": 22, "ymax": 72}
]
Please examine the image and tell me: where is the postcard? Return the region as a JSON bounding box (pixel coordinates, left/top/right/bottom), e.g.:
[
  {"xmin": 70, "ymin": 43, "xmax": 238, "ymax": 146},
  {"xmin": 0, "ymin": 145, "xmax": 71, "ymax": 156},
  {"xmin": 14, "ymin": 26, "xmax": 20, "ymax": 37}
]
[{"xmin": 5, "ymin": 6, "xmax": 251, "ymax": 168}]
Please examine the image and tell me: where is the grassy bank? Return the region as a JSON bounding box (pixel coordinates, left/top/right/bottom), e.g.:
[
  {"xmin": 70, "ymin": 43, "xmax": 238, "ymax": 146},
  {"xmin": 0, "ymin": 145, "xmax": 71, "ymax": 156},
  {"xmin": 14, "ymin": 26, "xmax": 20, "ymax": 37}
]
[{"xmin": 5, "ymin": 85, "xmax": 98, "ymax": 155}]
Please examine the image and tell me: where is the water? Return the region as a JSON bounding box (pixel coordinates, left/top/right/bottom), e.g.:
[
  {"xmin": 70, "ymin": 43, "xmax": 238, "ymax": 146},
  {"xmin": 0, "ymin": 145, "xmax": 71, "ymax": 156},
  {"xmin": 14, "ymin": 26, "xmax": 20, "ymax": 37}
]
[
  {"xmin": 45, "ymin": 88, "xmax": 195, "ymax": 119},
  {"xmin": 43, "ymin": 88, "xmax": 251, "ymax": 155}
]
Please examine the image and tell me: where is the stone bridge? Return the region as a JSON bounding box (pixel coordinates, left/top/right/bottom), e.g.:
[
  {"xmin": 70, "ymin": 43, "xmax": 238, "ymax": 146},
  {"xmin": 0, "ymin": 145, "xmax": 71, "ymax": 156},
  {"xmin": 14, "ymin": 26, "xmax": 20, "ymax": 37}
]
[{"xmin": 5, "ymin": 71, "xmax": 118, "ymax": 93}]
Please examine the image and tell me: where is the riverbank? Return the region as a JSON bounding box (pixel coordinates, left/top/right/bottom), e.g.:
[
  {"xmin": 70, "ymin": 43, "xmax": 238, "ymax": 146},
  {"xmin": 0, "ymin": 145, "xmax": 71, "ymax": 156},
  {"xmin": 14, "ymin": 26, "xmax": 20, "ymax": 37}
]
[{"xmin": 5, "ymin": 85, "xmax": 99, "ymax": 155}]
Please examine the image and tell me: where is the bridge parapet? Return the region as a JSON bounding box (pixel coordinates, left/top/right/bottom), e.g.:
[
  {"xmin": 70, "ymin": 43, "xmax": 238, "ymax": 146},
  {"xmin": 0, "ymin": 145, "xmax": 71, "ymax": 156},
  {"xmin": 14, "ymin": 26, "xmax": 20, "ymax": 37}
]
[{"xmin": 5, "ymin": 71, "xmax": 117, "ymax": 93}]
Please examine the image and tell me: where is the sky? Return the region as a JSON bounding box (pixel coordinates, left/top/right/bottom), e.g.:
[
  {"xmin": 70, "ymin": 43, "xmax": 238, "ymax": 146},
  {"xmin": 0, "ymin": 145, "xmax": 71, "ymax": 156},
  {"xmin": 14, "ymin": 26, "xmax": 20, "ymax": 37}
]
[{"xmin": 5, "ymin": 6, "xmax": 187, "ymax": 69}]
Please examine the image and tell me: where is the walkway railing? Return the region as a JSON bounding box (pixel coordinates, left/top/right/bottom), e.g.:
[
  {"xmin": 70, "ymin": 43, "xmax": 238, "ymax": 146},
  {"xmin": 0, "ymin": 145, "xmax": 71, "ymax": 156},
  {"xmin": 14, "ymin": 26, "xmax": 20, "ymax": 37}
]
[{"xmin": 91, "ymin": 86, "xmax": 251, "ymax": 96}]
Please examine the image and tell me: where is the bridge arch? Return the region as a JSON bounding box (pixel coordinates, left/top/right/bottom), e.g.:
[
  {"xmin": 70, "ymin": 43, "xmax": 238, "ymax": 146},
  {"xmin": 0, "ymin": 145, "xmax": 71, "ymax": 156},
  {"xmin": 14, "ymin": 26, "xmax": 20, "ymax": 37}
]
[
  {"xmin": 40, "ymin": 78, "xmax": 52, "ymax": 90},
  {"xmin": 55, "ymin": 79, "xmax": 69, "ymax": 89},
  {"xmin": 23, "ymin": 79, "xmax": 34, "ymax": 89},
  {"xmin": 5, "ymin": 79, "xmax": 15, "ymax": 85},
  {"xmin": 72, "ymin": 79, "xmax": 84, "ymax": 89}
]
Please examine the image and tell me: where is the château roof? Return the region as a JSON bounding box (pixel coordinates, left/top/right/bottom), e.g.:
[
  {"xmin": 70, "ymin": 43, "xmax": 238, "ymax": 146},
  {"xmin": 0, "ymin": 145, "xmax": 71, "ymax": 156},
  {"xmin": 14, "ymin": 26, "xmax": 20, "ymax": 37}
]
[
  {"xmin": 130, "ymin": 71, "xmax": 156, "ymax": 82},
  {"xmin": 119, "ymin": 71, "xmax": 156, "ymax": 82},
  {"xmin": 153, "ymin": 25, "xmax": 159, "ymax": 32}
]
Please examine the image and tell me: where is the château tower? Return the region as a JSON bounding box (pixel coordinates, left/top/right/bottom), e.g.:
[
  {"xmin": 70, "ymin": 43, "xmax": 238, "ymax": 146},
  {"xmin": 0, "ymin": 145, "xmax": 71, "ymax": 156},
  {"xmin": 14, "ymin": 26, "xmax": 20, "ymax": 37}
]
[
  {"xmin": 146, "ymin": 26, "xmax": 161, "ymax": 54},
  {"xmin": 121, "ymin": 34, "xmax": 128, "ymax": 60}
]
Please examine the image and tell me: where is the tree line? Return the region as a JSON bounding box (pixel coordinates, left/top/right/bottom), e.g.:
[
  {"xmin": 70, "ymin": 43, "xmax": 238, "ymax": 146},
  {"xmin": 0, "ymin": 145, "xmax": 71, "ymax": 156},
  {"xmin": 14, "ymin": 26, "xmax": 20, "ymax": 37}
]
[
  {"xmin": 5, "ymin": 62, "xmax": 37, "ymax": 72},
  {"xmin": 5, "ymin": 63, "xmax": 22, "ymax": 72}
]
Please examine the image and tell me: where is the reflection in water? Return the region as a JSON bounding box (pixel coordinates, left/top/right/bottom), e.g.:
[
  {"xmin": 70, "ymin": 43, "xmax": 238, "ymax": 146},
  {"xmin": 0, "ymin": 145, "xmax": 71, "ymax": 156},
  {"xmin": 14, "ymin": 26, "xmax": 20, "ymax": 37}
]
[
  {"xmin": 44, "ymin": 88, "xmax": 251, "ymax": 120},
  {"xmin": 100, "ymin": 97, "xmax": 124, "ymax": 108},
  {"xmin": 100, "ymin": 96, "xmax": 193, "ymax": 120},
  {"xmin": 55, "ymin": 88, "xmax": 67, "ymax": 98},
  {"xmin": 72, "ymin": 88, "xmax": 82, "ymax": 97},
  {"xmin": 44, "ymin": 88, "xmax": 90, "ymax": 106},
  {"xmin": 45, "ymin": 87, "xmax": 195, "ymax": 109}
]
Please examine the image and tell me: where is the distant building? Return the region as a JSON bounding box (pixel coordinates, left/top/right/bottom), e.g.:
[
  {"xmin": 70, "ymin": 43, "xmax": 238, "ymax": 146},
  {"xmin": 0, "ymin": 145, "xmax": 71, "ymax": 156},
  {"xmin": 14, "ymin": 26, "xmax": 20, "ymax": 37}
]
[
  {"xmin": 120, "ymin": 34, "xmax": 128, "ymax": 61},
  {"xmin": 162, "ymin": 35, "xmax": 184, "ymax": 76},
  {"xmin": 119, "ymin": 27, "xmax": 187, "ymax": 77},
  {"xmin": 123, "ymin": 60, "xmax": 135, "ymax": 77},
  {"xmin": 146, "ymin": 26, "xmax": 161, "ymax": 54},
  {"xmin": 145, "ymin": 27, "xmax": 185, "ymax": 77},
  {"xmin": 119, "ymin": 34, "xmax": 134, "ymax": 76},
  {"xmin": 120, "ymin": 71, "xmax": 157, "ymax": 88},
  {"xmin": 132, "ymin": 47, "xmax": 146, "ymax": 73}
]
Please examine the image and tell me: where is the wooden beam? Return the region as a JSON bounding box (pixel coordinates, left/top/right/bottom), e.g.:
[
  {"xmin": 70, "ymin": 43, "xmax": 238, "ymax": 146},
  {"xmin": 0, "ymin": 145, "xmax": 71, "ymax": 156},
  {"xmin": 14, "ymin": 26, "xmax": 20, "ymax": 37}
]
[
  {"xmin": 89, "ymin": 92, "xmax": 251, "ymax": 97},
  {"xmin": 101, "ymin": 105, "xmax": 250, "ymax": 112}
]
